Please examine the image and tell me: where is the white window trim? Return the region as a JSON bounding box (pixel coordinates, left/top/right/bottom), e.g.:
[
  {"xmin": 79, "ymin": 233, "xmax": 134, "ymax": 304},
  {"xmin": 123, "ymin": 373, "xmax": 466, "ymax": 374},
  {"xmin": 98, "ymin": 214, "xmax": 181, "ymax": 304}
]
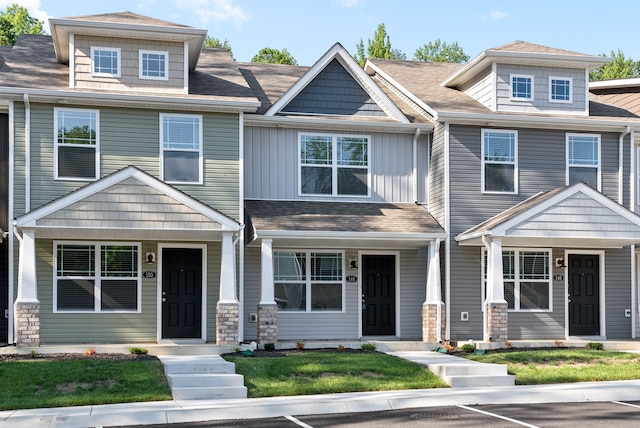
[
  {"xmin": 54, "ymin": 107, "xmax": 100, "ymax": 181},
  {"xmin": 139, "ymin": 49, "xmax": 169, "ymax": 81},
  {"xmin": 298, "ymin": 132, "xmax": 371, "ymax": 198},
  {"xmin": 90, "ymin": 46, "xmax": 121, "ymax": 78},
  {"xmin": 549, "ymin": 76, "xmax": 572, "ymax": 103},
  {"xmin": 274, "ymin": 249, "xmax": 346, "ymax": 314},
  {"xmin": 481, "ymin": 129, "xmax": 518, "ymax": 194},
  {"xmin": 159, "ymin": 113, "xmax": 203, "ymax": 185},
  {"xmin": 53, "ymin": 241, "xmax": 142, "ymax": 314},
  {"xmin": 510, "ymin": 74, "xmax": 534, "ymax": 101},
  {"xmin": 566, "ymin": 133, "xmax": 601, "ymax": 191},
  {"xmin": 482, "ymin": 247, "xmax": 553, "ymax": 312}
]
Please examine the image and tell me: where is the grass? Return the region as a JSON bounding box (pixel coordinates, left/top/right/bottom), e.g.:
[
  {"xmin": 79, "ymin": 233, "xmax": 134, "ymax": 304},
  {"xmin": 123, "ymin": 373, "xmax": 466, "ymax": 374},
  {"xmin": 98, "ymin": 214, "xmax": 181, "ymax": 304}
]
[
  {"xmin": 465, "ymin": 348, "xmax": 640, "ymax": 384},
  {"xmin": 0, "ymin": 356, "xmax": 171, "ymax": 410},
  {"xmin": 223, "ymin": 351, "xmax": 448, "ymax": 397}
]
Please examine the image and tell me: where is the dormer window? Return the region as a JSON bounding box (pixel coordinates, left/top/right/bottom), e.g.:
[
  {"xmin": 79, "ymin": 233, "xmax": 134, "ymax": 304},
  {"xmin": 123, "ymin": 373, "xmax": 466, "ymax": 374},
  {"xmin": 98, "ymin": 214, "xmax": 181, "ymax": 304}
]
[
  {"xmin": 510, "ymin": 74, "xmax": 533, "ymax": 101},
  {"xmin": 91, "ymin": 47, "xmax": 120, "ymax": 77},
  {"xmin": 140, "ymin": 50, "xmax": 168, "ymax": 80},
  {"xmin": 549, "ymin": 77, "xmax": 572, "ymax": 102}
]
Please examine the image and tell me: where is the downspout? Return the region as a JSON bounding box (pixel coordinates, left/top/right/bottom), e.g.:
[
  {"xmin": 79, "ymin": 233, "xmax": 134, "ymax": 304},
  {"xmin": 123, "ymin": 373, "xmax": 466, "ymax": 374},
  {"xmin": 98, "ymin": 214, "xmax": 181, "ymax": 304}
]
[
  {"xmin": 7, "ymin": 101, "xmax": 13, "ymax": 344},
  {"xmin": 434, "ymin": 238, "xmax": 443, "ymax": 343},
  {"xmin": 23, "ymin": 94, "xmax": 30, "ymax": 213},
  {"xmin": 619, "ymin": 126, "xmax": 631, "ymax": 205},
  {"xmin": 481, "ymin": 235, "xmax": 491, "ymax": 341},
  {"xmin": 412, "ymin": 128, "xmax": 420, "ymax": 203},
  {"xmin": 632, "ymin": 129, "xmax": 638, "ymax": 338},
  {"xmin": 444, "ymin": 123, "xmax": 451, "ymax": 340},
  {"xmin": 238, "ymin": 112, "xmax": 245, "ymax": 343},
  {"xmin": 618, "ymin": 126, "xmax": 633, "ymax": 337}
]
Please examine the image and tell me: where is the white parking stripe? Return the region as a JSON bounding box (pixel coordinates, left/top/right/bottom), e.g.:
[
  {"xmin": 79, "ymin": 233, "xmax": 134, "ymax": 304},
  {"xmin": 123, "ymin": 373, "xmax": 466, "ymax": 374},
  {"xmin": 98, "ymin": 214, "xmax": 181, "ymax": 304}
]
[
  {"xmin": 285, "ymin": 415, "xmax": 314, "ymax": 428},
  {"xmin": 613, "ymin": 401, "xmax": 640, "ymax": 409},
  {"xmin": 457, "ymin": 405, "xmax": 540, "ymax": 428}
]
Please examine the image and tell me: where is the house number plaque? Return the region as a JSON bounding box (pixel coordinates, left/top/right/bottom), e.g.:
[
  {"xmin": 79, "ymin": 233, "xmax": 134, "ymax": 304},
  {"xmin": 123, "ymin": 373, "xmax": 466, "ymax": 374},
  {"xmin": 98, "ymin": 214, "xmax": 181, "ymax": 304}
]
[
  {"xmin": 143, "ymin": 271, "xmax": 156, "ymax": 279},
  {"xmin": 346, "ymin": 275, "xmax": 357, "ymax": 282}
]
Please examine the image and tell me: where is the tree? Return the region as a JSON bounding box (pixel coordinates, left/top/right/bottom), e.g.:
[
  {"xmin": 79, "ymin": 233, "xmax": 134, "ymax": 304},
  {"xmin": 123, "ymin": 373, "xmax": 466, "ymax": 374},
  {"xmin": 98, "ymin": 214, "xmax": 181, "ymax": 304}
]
[
  {"xmin": 354, "ymin": 23, "xmax": 406, "ymax": 67},
  {"xmin": 0, "ymin": 4, "xmax": 44, "ymax": 46},
  {"xmin": 589, "ymin": 49, "xmax": 640, "ymax": 81},
  {"xmin": 413, "ymin": 39, "xmax": 469, "ymax": 63},
  {"xmin": 204, "ymin": 36, "xmax": 234, "ymax": 60},
  {"xmin": 251, "ymin": 47, "xmax": 297, "ymax": 65}
]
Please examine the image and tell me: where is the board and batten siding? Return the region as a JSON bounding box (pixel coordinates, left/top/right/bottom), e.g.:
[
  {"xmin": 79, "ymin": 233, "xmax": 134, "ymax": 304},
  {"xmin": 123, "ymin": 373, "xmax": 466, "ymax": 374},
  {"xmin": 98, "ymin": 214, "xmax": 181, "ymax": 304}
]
[
  {"xmin": 244, "ymin": 126, "xmax": 422, "ymax": 203},
  {"xmin": 26, "ymin": 103, "xmax": 240, "ymax": 221}
]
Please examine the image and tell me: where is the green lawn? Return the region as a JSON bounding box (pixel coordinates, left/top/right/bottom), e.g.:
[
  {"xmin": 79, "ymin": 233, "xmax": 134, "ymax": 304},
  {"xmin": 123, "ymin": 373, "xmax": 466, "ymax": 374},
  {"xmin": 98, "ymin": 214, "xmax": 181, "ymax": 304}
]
[
  {"xmin": 223, "ymin": 351, "xmax": 448, "ymax": 397},
  {"xmin": 465, "ymin": 348, "xmax": 640, "ymax": 384},
  {"xmin": 0, "ymin": 355, "xmax": 171, "ymax": 410}
]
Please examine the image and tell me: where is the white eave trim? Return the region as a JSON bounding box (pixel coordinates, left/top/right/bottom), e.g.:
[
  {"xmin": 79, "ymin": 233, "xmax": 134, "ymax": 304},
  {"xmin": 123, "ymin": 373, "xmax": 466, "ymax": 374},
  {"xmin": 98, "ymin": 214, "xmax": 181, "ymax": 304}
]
[
  {"xmin": 254, "ymin": 230, "xmax": 447, "ymax": 241},
  {"xmin": 590, "ymin": 78, "xmax": 640, "ymax": 90},
  {"xmin": 244, "ymin": 114, "xmax": 432, "ymax": 133},
  {"xmin": 0, "ymin": 87, "xmax": 260, "ymax": 113}
]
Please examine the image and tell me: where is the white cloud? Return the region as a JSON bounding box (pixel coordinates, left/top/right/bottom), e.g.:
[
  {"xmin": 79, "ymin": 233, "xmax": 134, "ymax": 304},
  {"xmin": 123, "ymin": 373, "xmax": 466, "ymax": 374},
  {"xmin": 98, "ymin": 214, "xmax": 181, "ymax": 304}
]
[
  {"xmin": 487, "ymin": 10, "xmax": 509, "ymax": 21},
  {"xmin": 176, "ymin": 0, "xmax": 247, "ymax": 28},
  {"xmin": 330, "ymin": 0, "xmax": 363, "ymax": 8}
]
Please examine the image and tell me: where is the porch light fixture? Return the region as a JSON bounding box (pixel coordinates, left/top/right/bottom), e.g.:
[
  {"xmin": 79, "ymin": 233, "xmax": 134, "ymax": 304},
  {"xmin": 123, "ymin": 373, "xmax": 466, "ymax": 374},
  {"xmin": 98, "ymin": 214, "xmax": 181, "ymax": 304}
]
[
  {"xmin": 146, "ymin": 252, "xmax": 156, "ymax": 264},
  {"xmin": 555, "ymin": 258, "xmax": 566, "ymax": 268}
]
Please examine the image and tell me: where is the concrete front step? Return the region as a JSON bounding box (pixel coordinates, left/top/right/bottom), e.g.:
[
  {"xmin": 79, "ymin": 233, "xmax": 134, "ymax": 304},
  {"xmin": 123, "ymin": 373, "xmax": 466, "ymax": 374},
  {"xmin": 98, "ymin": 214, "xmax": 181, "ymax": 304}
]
[
  {"xmin": 172, "ymin": 385, "xmax": 248, "ymax": 400},
  {"xmin": 445, "ymin": 374, "xmax": 516, "ymax": 388},
  {"xmin": 160, "ymin": 355, "xmax": 237, "ymax": 374},
  {"xmin": 428, "ymin": 362, "xmax": 508, "ymax": 377},
  {"xmin": 166, "ymin": 373, "xmax": 245, "ymax": 388}
]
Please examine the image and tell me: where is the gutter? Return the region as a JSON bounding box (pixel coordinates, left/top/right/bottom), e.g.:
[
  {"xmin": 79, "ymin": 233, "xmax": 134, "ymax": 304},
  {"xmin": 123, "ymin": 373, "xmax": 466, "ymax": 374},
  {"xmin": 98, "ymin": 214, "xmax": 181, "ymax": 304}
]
[{"xmin": 412, "ymin": 128, "xmax": 420, "ymax": 203}]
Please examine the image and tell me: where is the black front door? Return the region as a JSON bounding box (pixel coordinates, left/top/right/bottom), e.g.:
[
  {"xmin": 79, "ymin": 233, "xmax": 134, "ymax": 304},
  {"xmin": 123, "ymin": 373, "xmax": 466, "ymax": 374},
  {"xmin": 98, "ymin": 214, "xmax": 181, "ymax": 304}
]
[
  {"xmin": 568, "ymin": 254, "xmax": 600, "ymax": 336},
  {"xmin": 162, "ymin": 248, "xmax": 203, "ymax": 339},
  {"xmin": 362, "ymin": 255, "xmax": 396, "ymax": 336}
]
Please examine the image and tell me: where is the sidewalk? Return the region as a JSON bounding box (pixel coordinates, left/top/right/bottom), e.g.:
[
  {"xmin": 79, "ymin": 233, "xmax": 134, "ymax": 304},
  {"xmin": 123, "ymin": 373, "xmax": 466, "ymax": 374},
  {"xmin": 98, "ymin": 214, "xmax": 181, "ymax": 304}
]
[{"xmin": 3, "ymin": 349, "xmax": 640, "ymax": 428}]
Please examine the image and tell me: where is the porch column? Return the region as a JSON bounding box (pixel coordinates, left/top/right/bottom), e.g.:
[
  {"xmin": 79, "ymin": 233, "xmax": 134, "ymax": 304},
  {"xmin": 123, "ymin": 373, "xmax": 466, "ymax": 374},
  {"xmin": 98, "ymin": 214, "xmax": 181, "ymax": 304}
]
[
  {"xmin": 216, "ymin": 231, "xmax": 239, "ymax": 346},
  {"xmin": 423, "ymin": 239, "xmax": 445, "ymax": 343},
  {"xmin": 257, "ymin": 238, "xmax": 277, "ymax": 346},
  {"xmin": 484, "ymin": 237, "xmax": 508, "ymax": 343},
  {"xmin": 15, "ymin": 228, "xmax": 40, "ymax": 346}
]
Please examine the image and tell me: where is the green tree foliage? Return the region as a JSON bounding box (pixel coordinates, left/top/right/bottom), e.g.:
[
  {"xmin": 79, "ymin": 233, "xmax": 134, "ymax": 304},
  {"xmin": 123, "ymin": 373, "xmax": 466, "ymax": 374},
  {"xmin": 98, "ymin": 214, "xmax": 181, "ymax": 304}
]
[
  {"xmin": 204, "ymin": 36, "xmax": 234, "ymax": 60},
  {"xmin": 589, "ymin": 49, "xmax": 640, "ymax": 81},
  {"xmin": 354, "ymin": 23, "xmax": 406, "ymax": 67},
  {"xmin": 413, "ymin": 38, "xmax": 469, "ymax": 63},
  {"xmin": 251, "ymin": 47, "xmax": 297, "ymax": 65},
  {"xmin": 0, "ymin": 3, "xmax": 44, "ymax": 46}
]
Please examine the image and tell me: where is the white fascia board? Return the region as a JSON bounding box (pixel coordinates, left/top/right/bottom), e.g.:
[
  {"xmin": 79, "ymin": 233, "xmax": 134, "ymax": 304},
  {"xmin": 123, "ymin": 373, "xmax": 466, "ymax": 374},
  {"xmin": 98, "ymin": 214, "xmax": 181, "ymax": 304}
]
[
  {"xmin": 255, "ymin": 230, "xmax": 447, "ymax": 241},
  {"xmin": 590, "ymin": 78, "xmax": 640, "ymax": 90},
  {"xmin": 0, "ymin": 87, "xmax": 260, "ymax": 113},
  {"xmin": 244, "ymin": 114, "xmax": 433, "ymax": 133},
  {"xmin": 16, "ymin": 166, "xmax": 241, "ymax": 231}
]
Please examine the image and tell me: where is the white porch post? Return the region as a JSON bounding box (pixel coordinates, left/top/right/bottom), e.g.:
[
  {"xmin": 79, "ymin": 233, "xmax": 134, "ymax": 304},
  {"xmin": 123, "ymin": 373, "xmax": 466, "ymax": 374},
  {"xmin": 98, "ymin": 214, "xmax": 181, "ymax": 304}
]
[
  {"xmin": 15, "ymin": 228, "xmax": 40, "ymax": 346},
  {"xmin": 216, "ymin": 231, "xmax": 239, "ymax": 345},
  {"xmin": 423, "ymin": 239, "xmax": 445, "ymax": 342},
  {"xmin": 484, "ymin": 237, "xmax": 508, "ymax": 343},
  {"xmin": 257, "ymin": 238, "xmax": 277, "ymax": 345}
]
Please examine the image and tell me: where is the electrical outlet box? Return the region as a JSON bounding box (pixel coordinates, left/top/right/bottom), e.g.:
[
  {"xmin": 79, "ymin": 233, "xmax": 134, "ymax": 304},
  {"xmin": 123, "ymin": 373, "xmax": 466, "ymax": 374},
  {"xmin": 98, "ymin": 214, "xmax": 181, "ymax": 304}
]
[
  {"xmin": 625, "ymin": 309, "xmax": 631, "ymax": 318},
  {"xmin": 460, "ymin": 311, "xmax": 469, "ymax": 321},
  {"xmin": 249, "ymin": 313, "xmax": 257, "ymax": 323}
]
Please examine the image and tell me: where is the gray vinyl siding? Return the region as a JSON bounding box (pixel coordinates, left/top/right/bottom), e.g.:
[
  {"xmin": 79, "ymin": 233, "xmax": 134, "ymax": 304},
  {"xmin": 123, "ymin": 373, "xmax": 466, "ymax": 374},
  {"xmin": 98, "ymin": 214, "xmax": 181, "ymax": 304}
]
[
  {"xmin": 460, "ymin": 66, "xmax": 493, "ymax": 110},
  {"xmin": 27, "ymin": 103, "xmax": 240, "ymax": 220},
  {"xmin": 282, "ymin": 59, "xmax": 385, "ymax": 117},
  {"xmin": 206, "ymin": 242, "xmax": 222, "ymax": 342},
  {"xmin": 244, "ymin": 126, "xmax": 419, "ymax": 203},
  {"xmin": 398, "ymin": 247, "xmax": 428, "ymax": 339},
  {"xmin": 428, "ymin": 123, "xmax": 446, "ymax": 226},
  {"xmin": 495, "ymin": 65, "xmax": 587, "ymax": 114},
  {"xmin": 605, "ymin": 248, "xmax": 632, "ymax": 339}
]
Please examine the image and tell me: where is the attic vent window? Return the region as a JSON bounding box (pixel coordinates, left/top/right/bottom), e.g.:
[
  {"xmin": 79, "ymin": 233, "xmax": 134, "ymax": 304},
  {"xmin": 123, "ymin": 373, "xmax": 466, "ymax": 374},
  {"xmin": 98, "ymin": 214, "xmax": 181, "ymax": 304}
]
[
  {"xmin": 140, "ymin": 50, "xmax": 168, "ymax": 80},
  {"xmin": 91, "ymin": 47, "xmax": 120, "ymax": 77}
]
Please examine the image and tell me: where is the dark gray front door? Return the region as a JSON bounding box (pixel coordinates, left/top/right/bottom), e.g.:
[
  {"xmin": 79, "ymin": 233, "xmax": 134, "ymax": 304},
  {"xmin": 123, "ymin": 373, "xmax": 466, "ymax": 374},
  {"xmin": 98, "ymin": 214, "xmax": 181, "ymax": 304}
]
[
  {"xmin": 162, "ymin": 248, "xmax": 203, "ymax": 339},
  {"xmin": 362, "ymin": 255, "xmax": 396, "ymax": 336},
  {"xmin": 568, "ymin": 254, "xmax": 600, "ymax": 336}
]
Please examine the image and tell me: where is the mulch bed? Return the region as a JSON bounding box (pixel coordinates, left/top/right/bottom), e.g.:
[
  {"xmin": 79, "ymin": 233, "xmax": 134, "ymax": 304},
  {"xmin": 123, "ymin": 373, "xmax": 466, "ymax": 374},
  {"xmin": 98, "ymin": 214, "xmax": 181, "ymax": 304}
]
[
  {"xmin": 0, "ymin": 353, "xmax": 158, "ymax": 362},
  {"xmin": 224, "ymin": 347, "xmax": 372, "ymax": 358}
]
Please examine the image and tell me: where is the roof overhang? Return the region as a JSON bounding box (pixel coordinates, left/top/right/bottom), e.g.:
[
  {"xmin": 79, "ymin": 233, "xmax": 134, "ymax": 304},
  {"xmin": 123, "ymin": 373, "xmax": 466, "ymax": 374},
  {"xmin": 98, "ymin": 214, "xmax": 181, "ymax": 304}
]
[
  {"xmin": 49, "ymin": 17, "xmax": 207, "ymax": 70},
  {"xmin": 590, "ymin": 78, "xmax": 640, "ymax": 90}
]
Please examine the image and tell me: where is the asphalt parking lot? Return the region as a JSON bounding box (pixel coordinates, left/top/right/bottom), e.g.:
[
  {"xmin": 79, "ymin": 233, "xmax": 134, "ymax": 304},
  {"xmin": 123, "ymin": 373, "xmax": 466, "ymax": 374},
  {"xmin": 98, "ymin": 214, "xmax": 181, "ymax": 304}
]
[{"xmin": 128, "ymin": 400, "xmax": 640, "ymax": 427}]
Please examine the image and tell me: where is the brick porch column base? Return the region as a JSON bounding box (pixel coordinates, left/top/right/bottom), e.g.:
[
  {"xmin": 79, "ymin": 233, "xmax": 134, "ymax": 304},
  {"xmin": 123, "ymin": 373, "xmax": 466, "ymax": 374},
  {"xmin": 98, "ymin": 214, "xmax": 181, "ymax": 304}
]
[
  {"xmin": 15, "ymin": 302, "xmax": 40, "ymax": 347},
  {"xmin": 216, "ymin": 302, "xmax": 239, "ymax": 346},
  {"xmin": 422, "ymin": 302, "xmax": 446, "ymax": 343},
  {"xmin": 487, "ymin": 302, "xmax": 508, "ymax": 342},
  {"xmin": 257, "ymin": 303, "xmax": 278, "ymax": 346}
]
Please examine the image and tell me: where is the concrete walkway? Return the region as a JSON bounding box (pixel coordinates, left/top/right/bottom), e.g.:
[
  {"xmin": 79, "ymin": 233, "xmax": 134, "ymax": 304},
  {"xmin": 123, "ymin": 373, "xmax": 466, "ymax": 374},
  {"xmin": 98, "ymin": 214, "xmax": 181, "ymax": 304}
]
[{"xmin": 3, "ymin": 350, "xmax": 640, "ymax": 428}]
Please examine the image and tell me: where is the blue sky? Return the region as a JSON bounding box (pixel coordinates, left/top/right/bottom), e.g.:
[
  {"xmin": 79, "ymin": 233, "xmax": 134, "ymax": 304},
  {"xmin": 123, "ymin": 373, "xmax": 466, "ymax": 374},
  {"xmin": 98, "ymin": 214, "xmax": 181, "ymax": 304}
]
[{"xmin": 5, "ymin": 0, "xmax": 640, "ymax": 66}]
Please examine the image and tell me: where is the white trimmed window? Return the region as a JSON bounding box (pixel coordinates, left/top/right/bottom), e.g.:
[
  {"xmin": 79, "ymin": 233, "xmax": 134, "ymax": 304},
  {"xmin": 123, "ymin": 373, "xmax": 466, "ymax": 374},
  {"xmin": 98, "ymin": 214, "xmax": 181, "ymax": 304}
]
[
  {"xmin": 55, "ymin": 242, "xmax": 141, "ymax": 313},
  {"xmin": 482, "ymin": 129, "xmax": 517, "ymax": 193},
  {"xmin": 139, "ymin": 50, "xmax": 168, "ymax": 80},
  {"xmin": 160, "ymin": 113, "xmax": 203, "ymax": 184},
  {"xmin": 549, "ymin": 77, "xmax": 572, "ymax": 102},
  {"xmin": 483, "ymin": 249, "xmax": 552, "ymax": 311},
  {"xmin": 299, "ymin": 133, "xmax": 369, "ymax": 196},
  {"xmin": 511, "ymin": 74, "xmax": 534, "ymax": 100},
  {"xmin": 90, "ymin": 47, "xmax": 121, "ymax": 77},
  {"xmin": 55, "ymin": 108, "xmax": 99, "ymax": 181},
  {"xmin": 567, "ymin": 133, "xmax": 600, "ymax": 189},
  {"xmin": 274, "ymin": 251, "xmax": 344, "ymax": 312}
]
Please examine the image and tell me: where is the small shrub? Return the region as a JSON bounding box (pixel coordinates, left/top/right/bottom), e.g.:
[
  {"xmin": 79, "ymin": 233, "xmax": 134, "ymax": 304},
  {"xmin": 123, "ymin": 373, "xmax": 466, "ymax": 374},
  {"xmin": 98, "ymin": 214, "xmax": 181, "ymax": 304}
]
[
  {"xmin": 83, "ymin": 348, "xmax": 96, "ymax": 356},
  {"xmin": 129, "ymin": 347, "xmax": 148, "ymax": 355},
  {"xmin": 504, "ymin": 341, "xmax": 513, "ymax": 349},
  {"xmin": 263, "ymin": 342, "xmax": 276, "ymax": 351},
  {"xmin": 361, "ymin": 343, "xmax": 376, "ymax": 351},
  {"xmin": 295, "ymin": 341, "xmax": 305, "ymax": 351},
  {"xmin": 587, "ymin": 342, "xmax": 604, "ymax": 351},
  {"xmin": 337, "ymin": 344, "xmax": 345, "ymax": 351},
  {"xmin": 234, "ymin": 347, "xmax": 241, "ymax": 353},
  {"xmin": 461, "ymin": 344, "xmax": 475, "ymax": 353},
  {"xmin": 554, "ymin": 340, "xmax": 564, "ymax": 348},
  {"xmin": 30, "ymin": 349, "xmax": 36, "ymax": 358}
]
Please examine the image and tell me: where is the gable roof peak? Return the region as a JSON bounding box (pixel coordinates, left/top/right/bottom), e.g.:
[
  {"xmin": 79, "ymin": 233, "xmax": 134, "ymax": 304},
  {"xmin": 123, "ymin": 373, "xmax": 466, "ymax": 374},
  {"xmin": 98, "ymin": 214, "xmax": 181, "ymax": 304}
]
[{"xmin": 58, "ymin": 11, "xmax": 192, "ymax": 28}]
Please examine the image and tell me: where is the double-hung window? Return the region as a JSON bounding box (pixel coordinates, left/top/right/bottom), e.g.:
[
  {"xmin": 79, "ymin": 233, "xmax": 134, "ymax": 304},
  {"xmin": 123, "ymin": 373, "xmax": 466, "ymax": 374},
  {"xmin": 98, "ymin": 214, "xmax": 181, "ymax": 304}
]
[
  {"xmin": 55, "ymin": 242, "xmax": 141, "ymax": 312},
  {"xmin": 140, "ymin": 50, "xmax": 168, "ymax": 80},
  {"xmin": 299, "ymin": 133, "xmax": 369, "ymax": 196},
  {"xmin": 483, "ymin": 249, "xmax": 551, "ymax": 311},
  {"xmin": 482, "ymin": 129, "xmax": 517, "ymax": 193},
  {"xmin": 90, "ymin": 47, "xmax": 120, "ymax": 77},
  {"xmin": 160, "ymin": 113, "xmax": 203, "ymax": 184},
  {"xmin": 274, "ymin": 251, "xmax": 344, "ymax": 312},
  {"xmin": 511, "ymin": 74, "xmax": 533, "ymax": 100},
  {"xmin": 567, "ymin": 133, "xmax": 600, "ymax": 189},
  {"xmin": 549, "ymin": 77, "xmax": 572, "ymax": 102},
  {"xmin": 55, "ymin": 108, "xmax": 99, "ymax": 180}
]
